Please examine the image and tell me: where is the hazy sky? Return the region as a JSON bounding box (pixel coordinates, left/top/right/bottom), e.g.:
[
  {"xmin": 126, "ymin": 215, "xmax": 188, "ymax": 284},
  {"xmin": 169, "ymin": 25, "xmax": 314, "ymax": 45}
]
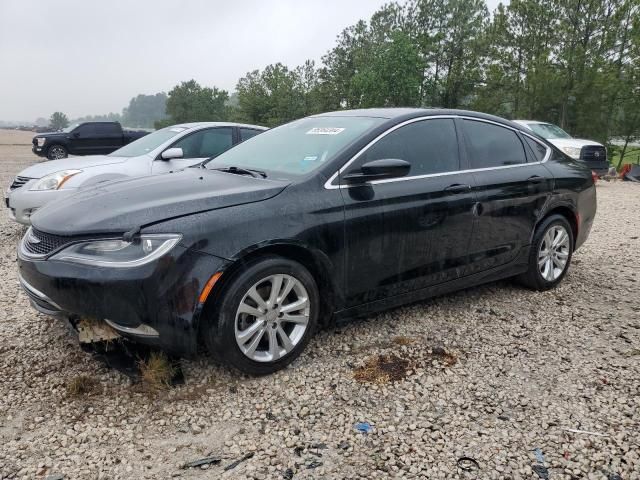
[{"xmin": 0, "ymin": 0, "xmax": 504, "ymax": 122}]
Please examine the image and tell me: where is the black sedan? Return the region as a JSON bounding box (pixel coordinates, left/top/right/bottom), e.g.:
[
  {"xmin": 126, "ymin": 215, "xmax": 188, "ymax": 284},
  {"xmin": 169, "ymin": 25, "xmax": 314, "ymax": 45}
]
[{"xmin": 17, "ymin": 109, "xmax": 597, "ymax": 375}]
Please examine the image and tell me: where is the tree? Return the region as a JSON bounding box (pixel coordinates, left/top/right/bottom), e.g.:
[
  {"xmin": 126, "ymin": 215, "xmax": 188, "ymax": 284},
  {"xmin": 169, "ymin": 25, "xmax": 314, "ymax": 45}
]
[
  {"xmin": 157, "ymin": 80, "xmax": 229, "ymax": 128},
  {"xmin": 235, "ymin": 62, "xmax": 318, "ymax": 126},
  {"xmin": 122, "ymin": 93, "xmax": 167, "ymax": 128},
  {"xmin": 49, "ymin": 112, "xmax": 69, "ymax": 130}
]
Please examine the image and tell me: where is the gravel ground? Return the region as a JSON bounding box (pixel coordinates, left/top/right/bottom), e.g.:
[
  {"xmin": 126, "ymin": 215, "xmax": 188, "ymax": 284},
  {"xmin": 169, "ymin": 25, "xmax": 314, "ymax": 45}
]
[{"xmin": 0, "ymin": 129, "xmax": 638, "ymax": 479}]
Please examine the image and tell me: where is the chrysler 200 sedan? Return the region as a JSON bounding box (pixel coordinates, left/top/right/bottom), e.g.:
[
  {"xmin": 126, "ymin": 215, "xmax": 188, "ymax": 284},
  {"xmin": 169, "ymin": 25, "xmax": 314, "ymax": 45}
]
[{"xmin": 18, "ymin": 109, "xmax": 596, "ymax": 375}]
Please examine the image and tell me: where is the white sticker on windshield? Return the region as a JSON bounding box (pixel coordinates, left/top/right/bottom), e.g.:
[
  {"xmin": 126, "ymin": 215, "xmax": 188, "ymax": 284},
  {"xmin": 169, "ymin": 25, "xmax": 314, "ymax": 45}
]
[
  {"xmin": 306, "ymin": 127, "xmax": 345, "ymax": 135},
  {"xmin": 169, "ymin": 127, "xmax": 187, "ymax": 132},
  {"xmin": 302, "ymin": 156, "xmax": 318, "ymax": 162}
]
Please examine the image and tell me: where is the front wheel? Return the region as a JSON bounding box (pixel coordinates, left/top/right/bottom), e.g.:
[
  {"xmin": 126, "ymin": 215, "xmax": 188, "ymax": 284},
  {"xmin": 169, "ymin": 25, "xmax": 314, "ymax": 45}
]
[
  {"xmin": 46, "ymin": 145, "xmax": 68, "ymax": 160},
  {"xmin": 203, "ymin": 256, "xmax": 319, "ymax": 375},
  {"xmin": 517, "ymin": 214, "xmax": 574, "ymax": 290}
]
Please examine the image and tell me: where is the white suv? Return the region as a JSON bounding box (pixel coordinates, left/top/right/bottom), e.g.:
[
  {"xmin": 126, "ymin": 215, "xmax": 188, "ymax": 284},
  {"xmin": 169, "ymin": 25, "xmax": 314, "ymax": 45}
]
[{"xmin": 513, "ymin": 120, "xmax": 609, "ymax": 176}]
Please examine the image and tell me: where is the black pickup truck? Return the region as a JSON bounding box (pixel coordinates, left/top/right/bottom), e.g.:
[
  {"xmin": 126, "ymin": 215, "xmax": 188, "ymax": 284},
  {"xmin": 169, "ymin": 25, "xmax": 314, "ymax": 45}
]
[{"xmin": 32, "ymin": 122, "xmax": 149, "ymax": 160}]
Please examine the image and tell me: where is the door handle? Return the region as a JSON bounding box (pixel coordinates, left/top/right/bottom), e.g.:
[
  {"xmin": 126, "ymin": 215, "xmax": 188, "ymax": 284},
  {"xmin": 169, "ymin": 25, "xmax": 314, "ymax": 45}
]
[
  {"xmin": 527, "ymin": 175, "xmax": 545, "ymax": 183},
  {"xmin": 444, "ymin": 183, "xmax": 471, "ymax": 193}
]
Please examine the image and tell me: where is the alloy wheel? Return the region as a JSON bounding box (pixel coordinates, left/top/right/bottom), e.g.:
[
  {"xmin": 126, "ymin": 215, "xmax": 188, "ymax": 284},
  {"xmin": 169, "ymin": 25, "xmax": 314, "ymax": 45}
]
[
  {"xmin": 538, "ymin": 225, "xmax": 570, "ymax": 281},
  {"xmin": 49, "ymin": 146, "xmax": 66, "ymax": 159},
  {"xmin": 234, "ymin": 274, "xmax": 310, "ymax": 362}
]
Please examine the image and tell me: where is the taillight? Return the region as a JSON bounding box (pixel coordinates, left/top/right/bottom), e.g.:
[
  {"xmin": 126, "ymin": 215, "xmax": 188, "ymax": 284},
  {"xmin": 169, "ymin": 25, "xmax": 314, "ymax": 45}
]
[{"xmin": 591, "ymin": 171, "xmax": 598, "ymax": 183}]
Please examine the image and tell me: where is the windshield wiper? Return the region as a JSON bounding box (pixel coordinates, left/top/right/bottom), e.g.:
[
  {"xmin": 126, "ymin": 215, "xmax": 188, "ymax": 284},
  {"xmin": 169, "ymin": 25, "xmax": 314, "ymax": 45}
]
[{"xmin": 211, "ymin": 166, "xmax": 267, "ymax": 178}]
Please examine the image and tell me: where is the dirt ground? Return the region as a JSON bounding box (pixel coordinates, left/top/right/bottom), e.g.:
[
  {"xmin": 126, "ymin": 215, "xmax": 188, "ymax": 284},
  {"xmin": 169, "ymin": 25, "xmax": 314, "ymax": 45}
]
[{"xmin": 0, "ymin": 129, "xmax": 638, "ymax": 479}]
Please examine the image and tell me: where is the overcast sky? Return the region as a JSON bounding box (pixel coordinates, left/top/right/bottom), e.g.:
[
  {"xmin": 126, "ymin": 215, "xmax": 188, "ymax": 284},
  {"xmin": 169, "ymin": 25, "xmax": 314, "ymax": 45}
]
[{"xmin": 0, "ymin": 0, "xmax": 504, "ymax": 122}]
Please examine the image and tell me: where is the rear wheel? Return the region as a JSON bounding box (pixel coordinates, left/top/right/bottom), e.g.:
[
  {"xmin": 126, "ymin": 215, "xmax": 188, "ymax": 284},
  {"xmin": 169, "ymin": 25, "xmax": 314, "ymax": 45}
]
[
  {"xmin": 47, "ymin": 145, "xmax": 68, "ymax": 160},
  {"xmin": 203, "ymin": 256, "xmax": 319, "ymax": 375},
  {"xmin": 518, "ymin": 214, "xmax": 573, "ymax": 290}
]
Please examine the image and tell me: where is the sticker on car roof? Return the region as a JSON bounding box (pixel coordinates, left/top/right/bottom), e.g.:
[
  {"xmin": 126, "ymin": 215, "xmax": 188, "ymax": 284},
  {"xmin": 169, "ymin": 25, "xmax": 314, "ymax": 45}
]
[{"xmin": 306, "ymin": 127, "xmax": 345, "ymax": 135}]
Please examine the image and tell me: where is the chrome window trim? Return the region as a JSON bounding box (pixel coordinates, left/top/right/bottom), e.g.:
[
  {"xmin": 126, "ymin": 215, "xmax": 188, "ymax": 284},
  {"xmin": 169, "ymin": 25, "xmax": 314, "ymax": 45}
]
[{"xmin": 324, "ymin": 115, "xmax": 552, "ymax": 189}]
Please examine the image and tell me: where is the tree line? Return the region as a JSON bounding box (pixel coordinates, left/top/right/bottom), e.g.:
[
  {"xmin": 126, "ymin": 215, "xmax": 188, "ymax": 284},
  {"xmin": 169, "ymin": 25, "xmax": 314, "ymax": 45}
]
[
  {"xmin": 51, "ymin": 0, "xmax": 639, "ymax": 166},
  {"xmin": 160, "ymin": 0, "xmax": 638, "ymax": 166},
  {"xmin": 49, "ymin": 93, "xmax": 169, "ymax": 130}
]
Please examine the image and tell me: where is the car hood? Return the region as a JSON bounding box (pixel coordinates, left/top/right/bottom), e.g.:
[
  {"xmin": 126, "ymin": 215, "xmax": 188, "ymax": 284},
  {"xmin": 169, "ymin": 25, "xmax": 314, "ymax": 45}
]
[
  {"xmin": 34, "ymin": 132, "xmax": 65, "ymax": 139},
  {"xmin": 31, "ymin": 168, "xmax": 289, "ymax": 236},
  {"xmin": 17, "ymin": 155, "xmax": 129, "ymax": 179},
  {"xmin": 547, "ymin": 138, "xmax": 603, "ymax": 148}
]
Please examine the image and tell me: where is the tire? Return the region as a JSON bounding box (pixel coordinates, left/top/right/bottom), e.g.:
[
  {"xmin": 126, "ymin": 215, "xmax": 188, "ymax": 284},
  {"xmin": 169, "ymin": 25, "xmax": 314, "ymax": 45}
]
[
  {"xmin": 47, "ymin": 144, "xmax": 68, "ymax": 160},
  {"xmin": 517, "ymin": 214, "xmax": 574, "ymax": 291},
  {"xmin": 203, "ymin": 255, "xmax": 319, "ymax": 375}
]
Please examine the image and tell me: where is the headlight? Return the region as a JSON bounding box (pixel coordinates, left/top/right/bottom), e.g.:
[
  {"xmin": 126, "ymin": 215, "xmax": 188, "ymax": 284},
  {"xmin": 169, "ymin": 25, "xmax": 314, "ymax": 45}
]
[
  {"xmin": 37, "ymin": 138, "xmax": 46, "ymax": 146},
  {"xmin": 29, "ymin": 170, "xmax": 82, "ymax": 191},
  {"xmin": 50, "ymin": 234, "xmax": 182, "ymax": 267},
  {"xmin": 560, "ymin": 146, "xmax": 581, "ymax": 159}
]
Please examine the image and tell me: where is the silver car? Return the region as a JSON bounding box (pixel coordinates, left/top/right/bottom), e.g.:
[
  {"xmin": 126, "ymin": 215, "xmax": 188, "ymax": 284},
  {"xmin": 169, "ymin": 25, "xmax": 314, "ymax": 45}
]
[{"xmin": 5, "ymin": 122, "xmax": 266, "ymax": 224}]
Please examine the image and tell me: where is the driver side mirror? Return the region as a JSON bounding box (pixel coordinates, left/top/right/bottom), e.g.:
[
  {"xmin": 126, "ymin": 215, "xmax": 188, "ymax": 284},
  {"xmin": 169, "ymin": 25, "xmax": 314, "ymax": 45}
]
[
  {"xmin": 343, "ymin": 159, "xmax": 411, "ymax": 184},
  {"xmin": 161, "ymin": 147, "xmax": 184, "ymax": 160},
  {"xmin": 72, "ymin": 132, "xmax": 80, "ymax": 138}
]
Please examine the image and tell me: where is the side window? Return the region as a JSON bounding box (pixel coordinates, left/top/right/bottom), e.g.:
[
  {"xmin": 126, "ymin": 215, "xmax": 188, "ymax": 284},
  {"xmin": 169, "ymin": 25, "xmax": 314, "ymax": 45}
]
[
  {"xmin": 94, "ymin": 123, "xmax": 119, "ymax": 135},
  {"xmin": 463, "ymin": 120, "xmax": 526, "ymax": 168},
  {"xmin": 240, "ymin": 128, "xmax": 262, "ymax": 142},
  {"xmin": 75, "ymin": 124, "xmax": 95, "ymax": 136},
  {"xmin": 199, "ymin": 128, "xmax": 233, "ymax": 157},
  {"xmin": 171, "ymin": 128, "xmax": 233, "ymax": 159},
  {"xmin": 523, "ymin": 136, "xmax": 548, "ymax": 162},
  {"xmin": 361, "ymin": 119, "xmax": 459, "ymax": 175}
]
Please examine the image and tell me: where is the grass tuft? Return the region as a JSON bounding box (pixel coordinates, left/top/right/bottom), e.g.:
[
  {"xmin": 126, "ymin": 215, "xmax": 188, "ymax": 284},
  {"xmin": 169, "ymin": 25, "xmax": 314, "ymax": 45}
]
[
  {"xmin": 138, "ymin": 352, "xmax": 176, "ymax": 391},
  {"xmin": 66, "ymin": 375, "xmax": 99, "ymax": 396}
]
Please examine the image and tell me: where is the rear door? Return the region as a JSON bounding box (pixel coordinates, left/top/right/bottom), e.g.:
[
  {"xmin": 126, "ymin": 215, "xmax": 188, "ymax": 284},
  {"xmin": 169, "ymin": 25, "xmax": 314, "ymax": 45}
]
[
  {"xmin": 341, "ymin": 117, "xmax": 476, "ymax": 307},
  {"xmin": 152, "ymin": 127, "xmax": 234, "ymax": 174},
  {"xmin": 93, "ymin": 123, "xmax": 123, "ymax": 153},
  {"xmin": 461, "ymin": 118, "xmax": 553, "ymax": 275}
]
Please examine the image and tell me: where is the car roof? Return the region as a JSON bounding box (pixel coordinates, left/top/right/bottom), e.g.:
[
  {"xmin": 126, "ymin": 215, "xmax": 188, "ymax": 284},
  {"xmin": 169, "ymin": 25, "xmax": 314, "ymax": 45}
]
[
  {"xmin": 314, "ymin": 108, "xmax": 531, "ymax": 132},
  {"xmin": 170, "ymin": 122, "xmax": 267, "ymax": 131}
]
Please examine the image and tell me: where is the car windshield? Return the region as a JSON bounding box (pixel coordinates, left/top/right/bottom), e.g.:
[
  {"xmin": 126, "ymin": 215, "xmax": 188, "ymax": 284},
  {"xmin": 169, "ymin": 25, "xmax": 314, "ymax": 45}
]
[
  {"xmin": 109, "ymin": 126, "xmax": 187, "ymax": 157},
  {"xmin": 527, "ymin": 123, "xmax": 572, "ymax": 139},
  {"xmin": 62, "ymin": 123, "xmax": 80, "ymax": 133},
  {"xmin": 204, "ymin": 116, "xmax": 384, "ymax": 178}
]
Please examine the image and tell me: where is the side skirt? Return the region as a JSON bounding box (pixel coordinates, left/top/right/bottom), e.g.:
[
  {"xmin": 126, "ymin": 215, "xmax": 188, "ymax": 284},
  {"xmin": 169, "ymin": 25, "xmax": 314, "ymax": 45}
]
[{"xmin": 334, "ymin": 247, "xmax": 530, "ymax": 321}]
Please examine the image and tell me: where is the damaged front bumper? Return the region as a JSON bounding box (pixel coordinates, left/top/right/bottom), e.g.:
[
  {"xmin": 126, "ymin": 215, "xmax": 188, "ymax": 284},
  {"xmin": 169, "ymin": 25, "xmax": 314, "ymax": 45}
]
[{"xmin": 17, "ymin": 245, "xmax": 229, "ymax": 356}]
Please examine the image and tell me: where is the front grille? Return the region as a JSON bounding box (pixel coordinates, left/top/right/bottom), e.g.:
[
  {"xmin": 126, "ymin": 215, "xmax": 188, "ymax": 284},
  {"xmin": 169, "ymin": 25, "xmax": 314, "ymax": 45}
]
[
  {"xmin": 23, "ymin": 228, "xmax": 77, "ymax": 256},
  {"xmin": 580, "ymin": 145, "xmax": 607, "ymax": 162},
  {"xmin": 10, "ymin": 176, "xmax": 32, "ymax": 190}
]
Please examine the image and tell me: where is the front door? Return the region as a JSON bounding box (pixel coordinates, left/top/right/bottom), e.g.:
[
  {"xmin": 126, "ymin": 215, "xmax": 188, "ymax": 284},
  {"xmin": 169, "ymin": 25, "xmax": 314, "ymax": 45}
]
[
  {"xmin": 152, "ymin": 127, "xmax": 234, "ymax": 174},
  {"xmin": 70, "ymin": 123, "xmax": 98, "ymax": 154},
  {"xmin": 341, "ymin": 118, "xmax": 476, "ymax": 307},
  {"xmin": 460, "ymin": 119, "xmax": 554, "ymax": 275}
]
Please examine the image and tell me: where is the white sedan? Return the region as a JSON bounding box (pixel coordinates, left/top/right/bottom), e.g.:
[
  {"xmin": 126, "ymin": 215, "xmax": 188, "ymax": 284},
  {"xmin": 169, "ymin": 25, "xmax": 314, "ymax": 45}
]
[{"xmin": 5, "ymin": 122, "xmax": 266, "ymax": 224}]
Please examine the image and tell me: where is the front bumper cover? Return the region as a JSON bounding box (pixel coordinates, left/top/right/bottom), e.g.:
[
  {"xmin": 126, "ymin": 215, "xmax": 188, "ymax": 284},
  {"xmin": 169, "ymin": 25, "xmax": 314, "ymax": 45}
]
[{"xmin": 18, "ymin": 244, "xmax": 228, "ymax": 355}]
